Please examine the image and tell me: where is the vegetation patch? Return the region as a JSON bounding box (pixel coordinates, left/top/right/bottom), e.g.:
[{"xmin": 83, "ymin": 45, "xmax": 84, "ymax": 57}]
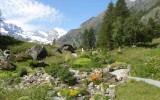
[{"xmin": 115, "ymin": 80, "xmax": 160, "ymax": 100}]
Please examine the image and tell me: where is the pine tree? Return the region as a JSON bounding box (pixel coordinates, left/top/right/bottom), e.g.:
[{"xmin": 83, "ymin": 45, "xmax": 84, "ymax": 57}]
[
  {"xmin": 114, "ymin": 0, "xmax": 130, "ymax": 18},
  {"xmin": 112, "ymin": 17, "xmax": 124, "ymax": 47},
  {"xmin": 123, "ymin": 16, "xmax": 153, "ymax": 46},
  {"xmin": 112, "ymin": 0, "xmax": 130, "ymax": 47},
  {"xmin": 88, "ymin": 28, "xmax": 96, "ymax": 49},
  {"xmin": 153, "ymin": 11, "xmax": 160, "ymax": 37},
  {"xmin": 97, "ymin": 2, "xmax": 114, "ymax": 50},
  {"xmin": 82, "ymin": 28, "xmax": 96, "ymax": 49},
  {"xmin": 147, "ymin": 17, "xmax": 157, "ymax": 38}
]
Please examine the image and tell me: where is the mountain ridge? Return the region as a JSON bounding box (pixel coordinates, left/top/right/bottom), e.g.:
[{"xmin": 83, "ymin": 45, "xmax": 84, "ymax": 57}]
[
  {"xmin": 58, "ymin": 0, "xmax": 160, "ymax": 47},
  {"xmin": 0, "ymin": 20, "xmax": 67, "ymax": 44}
]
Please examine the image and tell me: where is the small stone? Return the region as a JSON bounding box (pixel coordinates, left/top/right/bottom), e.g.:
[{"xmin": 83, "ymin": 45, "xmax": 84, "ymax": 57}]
[
  {"xmin": 96, "ymin": 85, "xmax": 101, "ymax": 90},
  {"xmin": 88, "ymin": 82, "xmax": 94, "ymax": 89},
  {"xmin": 109, "ymin": 85, "xmax": 116, "ymax": 88},
  {"xmin": 57, "ymin": 92, "xmax": 61, "ymax": 97},
  {"xmin": 106, "ymin": 88, "xmax": 111, "ymax": 94}
]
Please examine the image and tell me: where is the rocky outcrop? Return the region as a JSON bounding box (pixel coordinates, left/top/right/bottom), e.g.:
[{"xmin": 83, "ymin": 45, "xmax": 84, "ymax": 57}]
[
  {"xmin": 27, "ymin": 45, "xmax": 48, "ymax": 60},
  {"xmin": 0, "ymin": 52, "xmax": 16, "ymax": 70}
]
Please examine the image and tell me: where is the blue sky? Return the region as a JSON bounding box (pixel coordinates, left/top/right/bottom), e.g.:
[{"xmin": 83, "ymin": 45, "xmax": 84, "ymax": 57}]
[
  {"xmin": 40, "ymin": 0, "xmax": 117, "ymax": 31},
  {"xmin": 0, "ymin": 0, "xmax": 117, "ymax": 32}
]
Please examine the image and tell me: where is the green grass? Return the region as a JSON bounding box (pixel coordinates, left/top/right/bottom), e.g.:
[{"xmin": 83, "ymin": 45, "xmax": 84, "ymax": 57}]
[
  {"xmin": 115, "ymin": 80, "xmax": 160, "ymax": 100},
  {"xmin": 0, "ymin": 71, "xmax": 18, "ymax": 80},
  {"xmin": 9, "ymin": 42, "xmax": 37, "ymax": 54},
  {"xmin": 108, "ymin": 47, "xmax": 160, "ymax": 80},
  {"xmin": 0, "ymin": 84, "xmax": 51, "ymax": 100}
]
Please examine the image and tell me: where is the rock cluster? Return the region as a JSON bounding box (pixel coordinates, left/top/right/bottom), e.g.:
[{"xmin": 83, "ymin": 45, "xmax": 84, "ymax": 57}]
[{"xmin": 20, "ymin": 68, "xmax": 54, "ymax": 86}]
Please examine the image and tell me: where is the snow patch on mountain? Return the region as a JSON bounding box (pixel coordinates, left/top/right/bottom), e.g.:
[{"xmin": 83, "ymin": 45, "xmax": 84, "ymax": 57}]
[
  {"xmin": 54, "ymin": 27, "xmax": 67, "ymax": 38},
  {"xmin": 0, "ymin": 21, "xmax": 67, "ymax": 44}
]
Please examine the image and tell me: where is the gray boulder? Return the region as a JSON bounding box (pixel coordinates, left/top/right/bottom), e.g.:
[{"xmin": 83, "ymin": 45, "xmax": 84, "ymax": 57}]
[
  {"xmin": 27, "ymin": 45, "xmax": 48, "ymax": 60},
  {"xmin": 0, "ymin": 53, "xmax": 16, "ymax": 70},
  {"xmin": 0, "ymin": 59, "xmax": 16, "ymax": 70}
]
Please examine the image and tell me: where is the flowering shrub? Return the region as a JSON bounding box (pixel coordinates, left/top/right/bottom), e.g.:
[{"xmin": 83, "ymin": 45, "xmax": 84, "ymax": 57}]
[
  {"xmin": 69, "ymin": 89, "xmax": 78, "ymax": 97},
  {"xmin": 90, "ymin": 74, "xmax": 98, "ymax": 80},
  {"xmin": 60, "ymin": 89, "xmax": 78, "ymax": 98}
]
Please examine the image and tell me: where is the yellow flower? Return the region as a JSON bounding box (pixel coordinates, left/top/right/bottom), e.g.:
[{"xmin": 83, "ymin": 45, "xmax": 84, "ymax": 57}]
[{"xmin": 69, "ymin": 89, "xmax": 78, "ymax": 97}]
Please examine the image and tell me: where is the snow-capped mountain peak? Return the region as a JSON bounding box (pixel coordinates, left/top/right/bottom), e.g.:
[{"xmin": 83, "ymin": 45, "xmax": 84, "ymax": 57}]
[
  {"xmin": 54, "ymin": 27, "xmax": 67, "ymax": 38},
  {"xmin": 0, "ymin": 20, "xmax": 67, "ymax": 44}
]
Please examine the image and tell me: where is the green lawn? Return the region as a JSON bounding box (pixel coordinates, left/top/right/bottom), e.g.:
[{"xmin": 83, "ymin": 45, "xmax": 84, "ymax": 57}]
[
  {"xmin": 108, "ymin": 46, "xmax": 160, "ymax": 80},
  {"xmin": 115, "ymin": 80, "xmax": 160, "ymax": 100}
]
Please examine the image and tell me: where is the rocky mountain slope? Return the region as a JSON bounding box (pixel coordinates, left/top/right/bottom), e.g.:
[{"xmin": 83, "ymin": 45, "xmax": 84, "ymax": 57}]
[
  {"xmin": 59, "ymin": 0, "xmax": 160, "ymax": 47},
  {"xmin": 0, "ymin": 21, "xmax": 66, "ymax": 44},
  {"xmin": 59, "ymin": 13, "xmax": 104, "ymax": 47}
]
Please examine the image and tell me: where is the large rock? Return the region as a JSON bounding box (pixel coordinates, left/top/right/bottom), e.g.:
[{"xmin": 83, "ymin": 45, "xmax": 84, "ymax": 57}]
[
  {"xmin": 56, "ymin": 44, "xmax": 76, "ymax": 54},
  {"xmin": 0, "ymin": 57, "xmax": 16, "ymax": 70},
  {"xmin": 27, "ymin": 45, "xmax": 48, "ymax": 60}
]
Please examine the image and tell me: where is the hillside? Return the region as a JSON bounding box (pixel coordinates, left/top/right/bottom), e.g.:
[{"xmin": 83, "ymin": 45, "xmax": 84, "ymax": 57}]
[
  {"xmin": 0, "ymin": 34, "xmax": 23, "ymax": 50},
  {"xmin": 59, "ymin": 0, "xmax": 160, "ymax": 47},
  {"xmin": 58, "ymin": 13, "xmax": 104, "ymax": 47}
]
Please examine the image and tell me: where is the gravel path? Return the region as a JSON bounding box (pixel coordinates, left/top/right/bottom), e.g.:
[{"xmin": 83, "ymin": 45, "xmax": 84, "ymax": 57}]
[
  {"xmin": 110, "ymin": 69, "xmax": 160, "ymax": 88},
  {"xmin": 129, "ymin": 77, "xmax": 160, "ymax": 87}
]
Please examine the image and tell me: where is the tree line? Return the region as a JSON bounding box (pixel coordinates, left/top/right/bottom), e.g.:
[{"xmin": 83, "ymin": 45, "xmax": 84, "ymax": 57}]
[{"xmin": 81, "ymin": 0, "xmax": 160, "ymax": 50}]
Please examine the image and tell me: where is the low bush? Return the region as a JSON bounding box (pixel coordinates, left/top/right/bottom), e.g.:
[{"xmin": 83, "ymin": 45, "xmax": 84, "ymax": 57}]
[
  {"xmin": 28, "ymin": 60, "xmax": 38, "ymax": 68},
  {"xmin": 19, "ymin": 67, "xmax": 28, "ymax": 77},
  {"xmin": 71, "ymin": 58, "xmax": 102, "ymax": 69},
  {"xmin": 83, "ymin": 79, "xmax": 92, "ymax": 85},
  {"xmin": 46, "ymin": 65, "xmax": 77, "ymax": 85},
  {"xmin": 103, "ymin": 83, "xmax": 109, "ymax": 91},
  {"xmin": 77, "ymin": 86, "xmax": 89, "ymax": 96},
  {"xmin": 57, "ymin": 68, "xmax": 77, "ymax": 85},
  {"xmin": 60, "ymin": 89, "xmax": 78, "ymax": 99}
]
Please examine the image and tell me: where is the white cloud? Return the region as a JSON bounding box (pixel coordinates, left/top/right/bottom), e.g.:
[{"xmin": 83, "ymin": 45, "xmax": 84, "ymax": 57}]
[{"xmin": 0, "ymin": 0, "xmax": 64, "ymax": 31}]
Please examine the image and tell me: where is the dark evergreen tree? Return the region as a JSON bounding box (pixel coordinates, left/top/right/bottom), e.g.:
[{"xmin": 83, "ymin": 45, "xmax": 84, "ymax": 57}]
[
  {"xmin": 112, "ymin": 0, "xmax": 130, "ymax": 47},
  {"xmin": 123, "ymin": 16, "xmax": 153, "ymax": 46},
  {"xmin": 112, "ymin": 17, "xmax": 124, "ymax": 47},
  {"xmin": 82, "ymin": 28, "xmax": 96, "ymax": 49},
  {"xmin": 152, "ymin": 11, "xmax": 160, "ymax": 38},
  {"xmin": 88, "ymin": 28, "xmax": 96, "ymax": 49},
  {"xmin": 97, "ymin": 2, "xmax": 114, "ymax": 50},
  {"xmin": 114, "ymin": 0, "xmax": 130, "ymax": 18},
  {"xmin": 147, "ymin": 17, "xmax": 158, "ymax": 38}
]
